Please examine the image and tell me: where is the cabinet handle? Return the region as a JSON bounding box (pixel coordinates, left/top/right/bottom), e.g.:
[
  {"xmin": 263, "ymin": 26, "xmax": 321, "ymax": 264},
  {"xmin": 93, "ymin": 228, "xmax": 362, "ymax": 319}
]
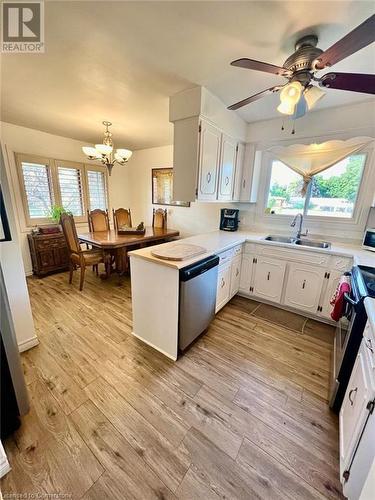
[
  {"xmin": 365, "ymin": 337, "xmax": 374, "ymax": 353},
  {"xmin": 207, "ymin": 172, "xmax": 211, "ymax": 183},
  {"xmin": 225, "ymin": 176, "xmax": 229, "ymax": 186},
  {"xmin": 348, "ymin": 387, "xmax": 358, "ymax": 406},
  {"xmin": 242, "ymin": 179, "xmax": 246, "ymax": 189},
  {"xmin": 267, "ymin": 272, "xmax": 270, "ymax": 281},
  {"xmin": 221, "ymin": 278, "xmax": 225, "ymax": 288},
  {"xmin": 302, "ymin": 280, "xmax": 306, "ymax": 289},
  {"xmin": 236, "ymin": 268, "xmax": 239, "ymax": 277}
]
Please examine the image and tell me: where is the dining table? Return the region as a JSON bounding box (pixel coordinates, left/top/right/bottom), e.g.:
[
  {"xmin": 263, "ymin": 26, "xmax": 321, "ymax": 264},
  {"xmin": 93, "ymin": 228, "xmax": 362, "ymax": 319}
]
[{"xmin": 78, "ymin": 227, "xmax": 180, "ymax": 276}]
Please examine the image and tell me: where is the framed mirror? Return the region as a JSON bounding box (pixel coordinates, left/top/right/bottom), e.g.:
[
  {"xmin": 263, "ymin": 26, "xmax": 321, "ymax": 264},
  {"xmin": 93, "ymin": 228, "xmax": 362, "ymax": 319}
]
[{"xmin": 152, "ymin": 168, "xmax": 190, "ymax": 207}]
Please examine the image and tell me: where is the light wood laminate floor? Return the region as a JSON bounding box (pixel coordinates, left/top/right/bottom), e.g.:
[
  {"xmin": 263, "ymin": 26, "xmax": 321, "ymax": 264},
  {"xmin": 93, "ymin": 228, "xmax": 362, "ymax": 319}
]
[{"xmin": 1, "ymin": 270, "xmax": 344, "ymax": 499}]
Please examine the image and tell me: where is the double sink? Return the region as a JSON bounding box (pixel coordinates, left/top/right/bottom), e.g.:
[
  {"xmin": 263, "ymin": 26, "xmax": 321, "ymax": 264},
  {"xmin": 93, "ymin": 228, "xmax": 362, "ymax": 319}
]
[{"xmin": 264, "ymin": 235, "xmax": 331, "ymax": 249}]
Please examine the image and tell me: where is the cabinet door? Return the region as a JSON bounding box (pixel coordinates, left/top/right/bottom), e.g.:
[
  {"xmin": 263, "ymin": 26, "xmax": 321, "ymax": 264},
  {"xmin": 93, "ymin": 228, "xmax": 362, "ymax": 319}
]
[
  {"xmin": 233, "ymin": 142, "xmax": 245, "ymax": 202},
  {"xmin": 198, "ymin": 121, "xmax": 221, "ymax": 200},
  {"xmin": 252, "ymin": 257, "xmax": 286, "ymax": 303},
  {"xmin": 320, "ymin": 270, "xmax": 342, "ymax": 319},
  {"xmin": 217, "ymin": 134, "xmax": 237, "ymax": 201},
  {"xmin": 284, "ymin": 263, "xmax": 326, "ymax": 314},
  {"xmin": 38, "ymin": 250, "xmax": 55, "ymax": 269},
  {"xmin": 216, "ymin": 263, "xmax": 231, "ymax": 313},
  {"xmin": 230, "ymin": 255, "xmax": 242, "ymax": 298},
  {"xmin": 239, "ymin": 254, "xmax": 254, "ymax": 294},
  {"xmin": 339, "ymin": 341, "xmax": 371, "ymax": 477}
]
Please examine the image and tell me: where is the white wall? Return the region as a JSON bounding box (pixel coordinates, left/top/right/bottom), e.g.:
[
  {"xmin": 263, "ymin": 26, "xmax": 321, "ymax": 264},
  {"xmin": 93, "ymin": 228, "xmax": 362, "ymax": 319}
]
[
  {"xmin": 1, "ymin": 143, "xmax": 37, "ymax": 351},
  {"xmin": 0, "ymin": 122, "xmax": 129, "ymax": 274},
  {"xmin": 121, "ymin": 145, "xmax": 252, "ymax": 236}
]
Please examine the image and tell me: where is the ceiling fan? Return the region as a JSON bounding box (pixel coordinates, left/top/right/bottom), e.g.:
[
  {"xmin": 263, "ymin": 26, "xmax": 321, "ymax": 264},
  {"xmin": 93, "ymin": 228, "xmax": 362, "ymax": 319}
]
[{"xmin": 228, "ymin": 14, "xmax": 375, "ymax": 119}]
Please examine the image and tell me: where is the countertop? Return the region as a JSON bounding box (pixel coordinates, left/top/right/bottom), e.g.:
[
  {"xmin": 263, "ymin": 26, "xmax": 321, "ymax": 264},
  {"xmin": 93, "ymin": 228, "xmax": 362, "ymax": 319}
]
[{"xmin": 128, "ymin": 230, "xmax": 375, "ymax": 270}]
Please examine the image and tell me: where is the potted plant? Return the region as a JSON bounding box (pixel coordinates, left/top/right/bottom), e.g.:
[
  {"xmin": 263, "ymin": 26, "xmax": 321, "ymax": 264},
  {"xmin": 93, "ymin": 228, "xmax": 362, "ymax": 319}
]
[{"xmin": 37, "ymin": 205, "xmax": 72, "ymax": 234}]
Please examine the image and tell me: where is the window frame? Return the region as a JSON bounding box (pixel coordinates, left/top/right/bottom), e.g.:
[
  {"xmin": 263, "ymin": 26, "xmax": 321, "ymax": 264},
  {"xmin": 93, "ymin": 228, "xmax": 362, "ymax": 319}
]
[
  {"xmin": 54, "ymin": 159, "xmax": 87, "ymax": 222},
  {"xmin": 84, "ymin": 163, "xmax": 109, "ymax": 212},
  {"xmin": 16, "ymin": 153, "xmax": 55, "ymax": 226},
  {"xmin": 15, "ymin": 153, "xmax": 109, "ymax": 227},
  {"xmin": 261, "ymin": 148, "xmax": 372, "ymax": 225}
]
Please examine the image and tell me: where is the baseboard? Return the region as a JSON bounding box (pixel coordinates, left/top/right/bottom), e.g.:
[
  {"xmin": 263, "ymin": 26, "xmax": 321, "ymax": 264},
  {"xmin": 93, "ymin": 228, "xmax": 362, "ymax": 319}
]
[
  {"xmin": 131, "ymin": 331, "xmax": 177, "ymax": 361},
  {"xmin": 18, "ymin": 335, "xmax": 39, "ymax": 352}
]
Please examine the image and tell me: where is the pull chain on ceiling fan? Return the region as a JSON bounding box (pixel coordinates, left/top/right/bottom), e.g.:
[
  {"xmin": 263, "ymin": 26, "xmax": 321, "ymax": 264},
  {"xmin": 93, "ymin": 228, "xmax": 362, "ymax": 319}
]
[{"xmin": 228, "ymin": 14, "xmax": 375, "ymax": 121}]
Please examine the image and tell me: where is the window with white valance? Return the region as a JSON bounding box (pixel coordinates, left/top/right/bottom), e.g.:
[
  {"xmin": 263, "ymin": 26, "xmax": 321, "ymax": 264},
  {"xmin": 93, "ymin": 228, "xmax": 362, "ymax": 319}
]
[{"xmin": 264, "ymin": 137, "xmax": 373, "ymax": 220}]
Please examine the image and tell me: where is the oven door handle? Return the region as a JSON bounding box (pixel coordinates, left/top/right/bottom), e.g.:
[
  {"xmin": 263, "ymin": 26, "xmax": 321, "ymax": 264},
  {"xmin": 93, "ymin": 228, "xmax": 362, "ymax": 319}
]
[{"xmin": 344, "ymin": 293, "xmax": 359, "ymax": 307}]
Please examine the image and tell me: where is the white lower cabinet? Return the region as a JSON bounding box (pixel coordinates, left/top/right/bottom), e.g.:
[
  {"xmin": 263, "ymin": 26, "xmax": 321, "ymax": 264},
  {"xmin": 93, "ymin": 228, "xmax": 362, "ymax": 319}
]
[
  {"xmin": 284, "ymin": 263, "xmax": 326, "ymax": 314},
  {"xmin": 230, "ymin": 254, "xmax": 242, "ymax": 298},
  {"xmin": 252, "ymin": 257, "xmax": 286, "ymax": 304},
  {"xmin": 340, "ymin": 340, "xmax": 372, "ymax": 480},
  {"xmin": 239, "ymin": 254, "xmax": 254, "ymax": 293},
  {"xmin": 216, "ymin": 262, "xmax": 231, "ymax": 312}
]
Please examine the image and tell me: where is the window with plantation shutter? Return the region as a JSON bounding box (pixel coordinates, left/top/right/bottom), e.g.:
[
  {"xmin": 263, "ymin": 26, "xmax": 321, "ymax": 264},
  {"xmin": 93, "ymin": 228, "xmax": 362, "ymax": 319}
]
[
  {"xmin": 20, "ymin": 161, "xmax": 53, "ymax": 219},
  {"xmin": 57, "ymin": 166, "xmax": 84, "ymax": 216},
  {"xmin": 87, "ymin": 170, "xmax": 107, "ymax": 210}
]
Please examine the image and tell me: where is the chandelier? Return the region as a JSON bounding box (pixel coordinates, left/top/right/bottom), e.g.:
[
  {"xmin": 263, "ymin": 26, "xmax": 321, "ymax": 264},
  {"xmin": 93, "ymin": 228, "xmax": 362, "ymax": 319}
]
[{"xmin": 82, "ymin": 121, "xmax": 132, "ymax": 176}]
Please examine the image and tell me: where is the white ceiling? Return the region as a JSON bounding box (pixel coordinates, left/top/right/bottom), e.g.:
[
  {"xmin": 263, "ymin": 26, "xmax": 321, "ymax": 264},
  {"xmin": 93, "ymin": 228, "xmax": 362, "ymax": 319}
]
[{"xmin": 2, "ymin": 1, "xmax": 375, "ymax": 150}]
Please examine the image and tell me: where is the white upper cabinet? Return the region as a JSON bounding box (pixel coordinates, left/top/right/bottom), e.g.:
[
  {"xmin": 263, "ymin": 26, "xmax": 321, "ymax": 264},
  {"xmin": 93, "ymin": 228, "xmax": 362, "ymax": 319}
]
[
  {"xmin": 252, "ymin": 257, "xmax": 286, "ymax": 303},
  {"xmin": 233, "ymin": 142, "xmax": 245, "ymax": 202},
  {"xmin": 198, "ymin": 121, "xmax": 221, "ymax": 200},
  {"xmin": 284, "ymin": 263, "xmax": 326, "ymax": 314},
  {"xmin": 218, "ymin": 134, "xmax": 237, "ymax": 201}
]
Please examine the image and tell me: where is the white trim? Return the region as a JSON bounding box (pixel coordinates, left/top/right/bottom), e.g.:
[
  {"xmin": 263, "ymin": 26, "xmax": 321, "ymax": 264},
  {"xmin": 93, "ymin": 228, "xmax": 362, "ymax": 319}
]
[
  {"xmin": 131, "ymin": 331, "xmax": 177, "ymax": 361},
  {"xmin": 18, "ymin": 335, "xmax": 39, "ymax": 352},
  {"xmin": 0, "ymin": 441, "xmax": 11, "ymax": 478}
]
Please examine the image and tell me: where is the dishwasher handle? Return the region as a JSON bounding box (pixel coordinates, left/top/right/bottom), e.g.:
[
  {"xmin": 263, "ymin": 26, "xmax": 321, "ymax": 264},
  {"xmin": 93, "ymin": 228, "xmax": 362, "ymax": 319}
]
[{"xmin": 180, "ymin": 255, "xmax": 219, "ymax": 282}]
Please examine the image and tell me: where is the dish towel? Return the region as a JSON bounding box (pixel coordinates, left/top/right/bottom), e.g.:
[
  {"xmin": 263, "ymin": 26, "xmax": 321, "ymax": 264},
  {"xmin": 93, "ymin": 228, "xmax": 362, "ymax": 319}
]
[{"xmin": 330, "ymin": 275, "xmax": 351, "ymax": 322}]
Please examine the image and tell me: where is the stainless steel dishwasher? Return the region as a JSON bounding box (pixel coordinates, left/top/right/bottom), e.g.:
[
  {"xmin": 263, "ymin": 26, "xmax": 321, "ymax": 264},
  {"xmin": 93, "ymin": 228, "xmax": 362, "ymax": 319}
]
[{"xmin": 179, "ymin": 255, "xmax": 219, "ymax": 351}]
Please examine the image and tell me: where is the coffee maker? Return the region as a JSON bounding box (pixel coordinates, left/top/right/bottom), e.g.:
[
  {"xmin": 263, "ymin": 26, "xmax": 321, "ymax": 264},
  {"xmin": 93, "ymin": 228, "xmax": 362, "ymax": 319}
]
[{"xmin": 220, "ymin": 209, "xmax": 239, "ymax": 231}]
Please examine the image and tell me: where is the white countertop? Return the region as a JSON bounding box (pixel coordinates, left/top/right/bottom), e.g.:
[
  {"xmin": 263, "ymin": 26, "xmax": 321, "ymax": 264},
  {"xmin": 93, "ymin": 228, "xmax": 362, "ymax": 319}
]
[{"xmin": 129, "ymin": 230, "xmax": 375, "ymax": 270}]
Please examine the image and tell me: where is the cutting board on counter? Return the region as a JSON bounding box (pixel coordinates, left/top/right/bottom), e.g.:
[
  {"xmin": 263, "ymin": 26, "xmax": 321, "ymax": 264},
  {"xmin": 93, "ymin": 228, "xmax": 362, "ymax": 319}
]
[{"xmin": 151, "ymin": 243, "xmax": 207, "ymax": 261}]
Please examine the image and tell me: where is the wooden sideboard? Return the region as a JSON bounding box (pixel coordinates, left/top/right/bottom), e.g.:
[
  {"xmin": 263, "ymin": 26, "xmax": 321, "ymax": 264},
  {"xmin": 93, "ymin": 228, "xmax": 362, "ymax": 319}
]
[{"xmin": 27, "ymin": 232, "xmax": 69, "ymax": 277}]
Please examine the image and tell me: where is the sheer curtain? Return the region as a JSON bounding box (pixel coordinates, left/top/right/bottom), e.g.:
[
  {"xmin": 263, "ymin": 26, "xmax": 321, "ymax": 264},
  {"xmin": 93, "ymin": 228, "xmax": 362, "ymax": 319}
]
[{"xmin": 268, "ymin": 137, "xmax": 373, "ymax": 195}]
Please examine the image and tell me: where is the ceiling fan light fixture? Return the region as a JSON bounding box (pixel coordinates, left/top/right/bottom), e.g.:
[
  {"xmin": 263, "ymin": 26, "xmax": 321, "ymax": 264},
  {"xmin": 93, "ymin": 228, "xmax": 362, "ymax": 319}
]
[
  {"xmin": 279, "ymin": 81, "xmax": 303, "ymax": 106},
  {"xmin": 277, "ymin": 100, "xmax": 295, "ymax": 115},
  {"xmin": 304, "ymin": 85, "xmax": 326, "ymax": 110}
]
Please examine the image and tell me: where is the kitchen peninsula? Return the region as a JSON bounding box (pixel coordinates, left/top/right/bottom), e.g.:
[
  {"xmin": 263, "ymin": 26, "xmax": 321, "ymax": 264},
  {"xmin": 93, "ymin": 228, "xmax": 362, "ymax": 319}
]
[{"xmin": 129, "ymin": 230, "xmax": 374, "ymax": 360}]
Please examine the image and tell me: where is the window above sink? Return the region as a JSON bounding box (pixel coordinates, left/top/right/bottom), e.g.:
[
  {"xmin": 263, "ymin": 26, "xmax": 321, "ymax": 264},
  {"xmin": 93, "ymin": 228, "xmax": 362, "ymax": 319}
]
[{"xmin": 266, "ymin": 153, "xmax": 367, "ymax": 220}]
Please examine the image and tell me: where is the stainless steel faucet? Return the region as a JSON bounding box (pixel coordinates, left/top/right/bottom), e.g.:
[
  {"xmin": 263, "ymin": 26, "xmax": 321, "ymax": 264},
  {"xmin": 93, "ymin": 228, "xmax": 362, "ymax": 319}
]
[{"xmin": 291, "ymin": 213, "xmax": 308, "ymax": 239}]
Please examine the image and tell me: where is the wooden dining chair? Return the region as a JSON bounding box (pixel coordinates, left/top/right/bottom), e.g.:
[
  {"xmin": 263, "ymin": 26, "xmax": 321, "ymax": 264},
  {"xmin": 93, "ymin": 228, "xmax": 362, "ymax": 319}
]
[
  {"xmin": 113, "ymin": 208, "xmax": 132, "ymax": 230},
  {"xmin": 87, "ymin": 209, "xmax": 110, "ymax": 232},
  {"xmin": 60, "ymin": 213, "xmax": 109, "ymax": 291},
  {"xmin": 152, "ymin": 208, "xmax": 167, "ymax": 229}
]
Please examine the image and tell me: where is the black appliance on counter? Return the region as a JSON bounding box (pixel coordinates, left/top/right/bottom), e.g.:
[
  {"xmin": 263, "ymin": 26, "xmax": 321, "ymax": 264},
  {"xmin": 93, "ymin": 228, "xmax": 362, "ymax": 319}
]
[
  {"xmin": 220, "ymin": 208, "xmax": 239, "ymax": 231},
  {"xmin": 330, "ymin": 265, "xmax": 375, "ymax": 413}
]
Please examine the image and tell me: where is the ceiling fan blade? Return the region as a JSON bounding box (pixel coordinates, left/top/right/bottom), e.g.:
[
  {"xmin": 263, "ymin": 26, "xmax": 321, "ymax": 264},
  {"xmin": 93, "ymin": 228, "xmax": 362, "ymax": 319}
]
[
  {"xmin": 319, "ymin": 72, "xmax": 375, "ymax": 94},
  {"xmin": 228, "ymin": 86, "xmax": 282, "ymax": 111},
  {"xmin": 231, "ymin": 58, "xmax": 291, "ymax": 77},
  {"xmin": 315, "ymin": 14, "xmax": 375, "ymax": 70}
]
